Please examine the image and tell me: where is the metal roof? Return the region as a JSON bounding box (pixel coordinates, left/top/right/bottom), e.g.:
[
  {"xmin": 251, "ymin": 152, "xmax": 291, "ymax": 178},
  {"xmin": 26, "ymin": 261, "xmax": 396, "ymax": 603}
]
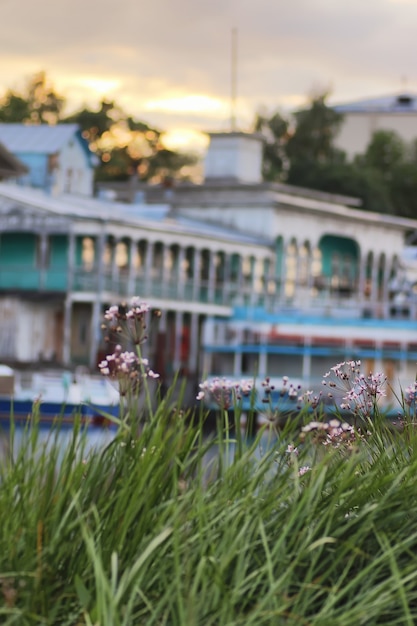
[
  {"xmin": 0, "ymin": 123, "xmax": 81, "ymax": 154},
  {"xmin": 0, "ymin": 183, "xmax": 272, "ymax": 247},
  {"xmin": 333, "ymin": 93, "xmax": 417, "ymax": 114}
]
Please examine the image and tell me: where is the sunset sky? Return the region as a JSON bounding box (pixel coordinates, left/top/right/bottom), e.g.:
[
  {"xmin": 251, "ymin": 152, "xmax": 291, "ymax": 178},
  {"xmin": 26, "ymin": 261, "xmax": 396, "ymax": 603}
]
[{"xmin": 1, "ymin": 0, "xmax": 416, "ymax": 152}]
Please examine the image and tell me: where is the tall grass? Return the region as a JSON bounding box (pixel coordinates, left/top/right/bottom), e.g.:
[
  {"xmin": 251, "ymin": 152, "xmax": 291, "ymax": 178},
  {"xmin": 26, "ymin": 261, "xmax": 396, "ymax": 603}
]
[
  {"xmin": 1, "ymin": 398, "xmax": 417, "ymax": 624},
  {"xmin": 2, "ymin": 306, "xmax": 417, "ymax": 624}
]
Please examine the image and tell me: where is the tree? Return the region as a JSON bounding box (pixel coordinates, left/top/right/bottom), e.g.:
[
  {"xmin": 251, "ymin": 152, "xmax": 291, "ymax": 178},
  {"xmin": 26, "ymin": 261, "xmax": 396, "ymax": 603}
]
[
  {"xmin": 359, "ymin": 130, "xmax": 406, "ymax": 179},
  {"xmin": 64, "ymin": 99, "xmax": 196, "ymax": 183},
  {"xmin": 0, "ymin": 92, "xmax": 31, "ymax": 123},
  {"xmin": 0, "ymin": 72, "xmax": 196, "ymax": 184},
  {"xmin": 253, "ymin": 111, "xmax": 289, "ymax": 181},
  {"xmin": 0, "ymin": 71, "xmax": 64, "ymax": 124},
  {"xmin": 63, "ymin": 99, "xmax": 122, "ymax": 147},
  {"xmin": 254, "ymin": 93, "xmax": 346, "ymax": 187},
  {"xmin": 286, "ymin": 93, "xmax": 345, "ymax": 168}
]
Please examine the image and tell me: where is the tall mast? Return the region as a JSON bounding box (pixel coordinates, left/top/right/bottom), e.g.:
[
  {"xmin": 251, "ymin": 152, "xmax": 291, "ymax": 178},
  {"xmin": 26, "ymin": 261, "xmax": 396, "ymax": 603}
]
[{"xmin": 231, "ymin": 27, "xmax": 238, "ymax": 131}]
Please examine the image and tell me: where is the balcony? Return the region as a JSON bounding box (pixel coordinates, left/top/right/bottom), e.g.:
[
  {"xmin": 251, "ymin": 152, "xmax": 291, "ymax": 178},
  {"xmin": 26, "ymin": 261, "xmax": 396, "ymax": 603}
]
[{"xmin": 0, "ymin": 267, "xmax": 68, "ymax": 291}]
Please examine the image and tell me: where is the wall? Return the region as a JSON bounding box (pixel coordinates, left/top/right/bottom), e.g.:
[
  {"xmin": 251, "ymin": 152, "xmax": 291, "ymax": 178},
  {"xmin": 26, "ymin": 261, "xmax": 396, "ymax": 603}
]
[
  {"xmin": 15, "ymin": 153, "xmax": 48, "ymax": 189},
  {"xmin": 335, "ymin": 112, "xmax": 417, "ymax": 159},
  {"xmin": 0, "ymin": 297, "xmax": 63, "ymax": 363},
  {"xmin": 55, "ymin": 138, "xmax": 94, "ymax": 196}
]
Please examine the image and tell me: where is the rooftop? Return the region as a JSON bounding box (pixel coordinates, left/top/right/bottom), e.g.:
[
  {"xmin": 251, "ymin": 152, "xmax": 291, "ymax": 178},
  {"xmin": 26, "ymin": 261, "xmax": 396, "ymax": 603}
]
[
  {"xmin": 333, "ymin": 92, "xmax": 417, "ymax": 114},
  {"xmin": 0, "ymin": 182, "xmax": 271, "ymax": 247},
  {"xmin": 0, "ymin": 123, "xmax": 83, "ymax": 154}
]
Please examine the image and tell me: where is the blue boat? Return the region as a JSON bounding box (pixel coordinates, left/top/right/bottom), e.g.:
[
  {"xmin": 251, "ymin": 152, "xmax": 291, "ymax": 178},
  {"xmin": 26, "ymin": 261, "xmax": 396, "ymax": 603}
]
[{"xmin": 0, "ymin": 365, "xmax": 120, "ymax": 427}]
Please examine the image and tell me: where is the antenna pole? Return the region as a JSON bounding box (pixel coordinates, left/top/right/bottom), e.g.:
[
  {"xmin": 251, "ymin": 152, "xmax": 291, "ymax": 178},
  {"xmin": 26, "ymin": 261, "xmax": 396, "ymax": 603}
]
[{"xmin": 231, "ymin": 27, "xmax": 237, "ymax": 131}]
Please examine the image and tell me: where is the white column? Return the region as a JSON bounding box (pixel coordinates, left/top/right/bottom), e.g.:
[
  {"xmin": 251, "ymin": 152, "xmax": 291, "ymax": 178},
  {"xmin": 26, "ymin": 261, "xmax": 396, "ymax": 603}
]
[
  {"xmin": 161, "ymin": 243, "xmax": 169, "ymax": 297},
  {"xmin": 89, "ymin": 230, "xmax": 106, "ymax": 368},
  {"xmin": 89, "ymin": 300, "xmax": 101, "ymax": 369},
  {"xmin": 66, "ymin": 231, "xmax": 75, "ymax": 291},
  {"xmin": 188, "ymin": 312, "xmax": 199, "ymax": 375},
  {"xmin": 233, "ymin": 327, "xmax": 243, "ymax": 376},
  {"xmin": 258, "ymin": 347, "xmax": 267, "ymax": 378},
  {"xmin": 221, "ymin": 253, "xmax": 232, "ymax": 304},
  {"xmin": 111, "ymin": 239, "xmax": 119, "ymax": 289},
  {"xmin": 358, "ymin": 253, "xmax": 367, "ymax": 305},
  {"xmin": 177, "ymin": 245, "xmax": 186, "ymax": 299},
  {"xmin": 280, "ymin": 240, "xmax": 288, "ymax": 303},
  {"xmin": 62, "ymin": 296, "xmax": 72, "ymax": 366},
  {"xmin": 207, "ymin": 250, "xmax": 215, "ymax": 302},
  {"xmin": 370, "ymin": 255, "xmax": 379, "ymax": 314},
  {"xmin": 144, "ymin": 240, "xmax": 154, "ymax": 297},
  {"xmin": 63, "ymin": 232, "xmax": 76, "ymax": 365},
  {"xmin": 173, "ymin": 310, "xmax": 183, "ymax": 373},
  {"xmin": 381, "ymin": 258, "xmax": 391, "ymax": 318},
  {"xmin": 192, "ymin": 248, "xmax": 202, "ymax": 301},
  {"xmin": 127, "ymin": 239, "xmax": 137, "ymax": 297},
  {"xmin": 38, "ymin": 232, "xmax": 49, "ymax": 289},
  {"xmin": 302, "ymin": 338, "xmax": 312, "ymax": 386}
]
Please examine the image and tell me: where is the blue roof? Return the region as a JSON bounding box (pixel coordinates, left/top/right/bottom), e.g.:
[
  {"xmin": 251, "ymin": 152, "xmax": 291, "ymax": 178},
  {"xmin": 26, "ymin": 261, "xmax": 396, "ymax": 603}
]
[
  {"xmin": 333, "ymin": 93, "xmax": 417, "ymax": 114},
  {"xmin": 0, "ymin": 123, "xmax": 83, "ymax": 154}
]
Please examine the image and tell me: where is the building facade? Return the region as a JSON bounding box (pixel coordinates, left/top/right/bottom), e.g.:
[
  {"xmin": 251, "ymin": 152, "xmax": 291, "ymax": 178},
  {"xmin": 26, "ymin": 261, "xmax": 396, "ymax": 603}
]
[{"xmin": 0, "ymin": 131, "xmax": 417, "ymax": 403}]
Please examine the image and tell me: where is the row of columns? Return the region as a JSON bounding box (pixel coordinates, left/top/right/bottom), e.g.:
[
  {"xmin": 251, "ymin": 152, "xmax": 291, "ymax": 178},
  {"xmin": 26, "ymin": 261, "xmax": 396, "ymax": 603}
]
[
  {"xmin": 75, "ymin": 235, "xmax": 272, "ymax": 307},
  {"xmin": 31, "ymin": 231, "xmax": 400, "ymax": 317},
  {"xmin": 279, "ymin": 238, "xmax": 398, "ymax": 311}
]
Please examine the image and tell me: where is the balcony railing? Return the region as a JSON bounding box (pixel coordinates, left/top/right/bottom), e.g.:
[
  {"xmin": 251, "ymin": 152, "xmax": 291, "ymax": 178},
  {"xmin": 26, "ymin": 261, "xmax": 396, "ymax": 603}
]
[
  {"xmin": 3, "ymin": 266, "xmax": 415, "ymax": 321},
  {"xmin": 0, "ymin": 267, "xmax": 68, "ymax": 291}
]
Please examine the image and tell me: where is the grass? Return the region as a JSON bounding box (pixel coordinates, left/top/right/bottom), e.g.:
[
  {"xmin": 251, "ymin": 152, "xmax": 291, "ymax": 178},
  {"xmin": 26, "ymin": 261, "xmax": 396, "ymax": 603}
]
[
  {"xmin": 2, "ymin": 302, "xmax": 417, "ymax": 624},
  {"xmin": 1, "ymin": 396, "xmax": 417, "ymax": 625}
]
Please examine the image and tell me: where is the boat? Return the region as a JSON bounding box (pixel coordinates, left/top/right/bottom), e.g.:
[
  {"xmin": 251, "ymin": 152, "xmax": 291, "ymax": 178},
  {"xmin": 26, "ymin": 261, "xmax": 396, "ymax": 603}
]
[{"xmin": 0, "ymin": 365, "xmax": 120, "ymax": 427}]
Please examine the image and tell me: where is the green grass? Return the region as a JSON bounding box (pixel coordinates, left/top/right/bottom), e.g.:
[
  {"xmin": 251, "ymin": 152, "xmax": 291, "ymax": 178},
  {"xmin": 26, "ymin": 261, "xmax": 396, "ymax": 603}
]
[{"xmin": 1, "ymin": 398, "xmax": 417, "ymax": 625}]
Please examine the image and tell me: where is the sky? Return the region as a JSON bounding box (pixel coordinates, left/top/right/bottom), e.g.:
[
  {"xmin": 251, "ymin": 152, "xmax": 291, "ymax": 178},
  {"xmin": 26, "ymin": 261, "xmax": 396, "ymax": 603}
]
[{"xmin": 0, "ymin": 0, "xmax": 416, "ymax": 153}]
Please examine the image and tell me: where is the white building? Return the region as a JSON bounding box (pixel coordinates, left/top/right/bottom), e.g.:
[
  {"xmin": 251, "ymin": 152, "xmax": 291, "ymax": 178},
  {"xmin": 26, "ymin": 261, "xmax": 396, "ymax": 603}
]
[
  {"xmin": 0, "ymin": 124, "xmax": 96, "ymax": 196},
  {"xmin": 333, "ymin": 92, "xmax": 417, "ymax": 159},
  {"xmin": 0, "ymin": 131, "xmax": 417, "ymax": 403}
]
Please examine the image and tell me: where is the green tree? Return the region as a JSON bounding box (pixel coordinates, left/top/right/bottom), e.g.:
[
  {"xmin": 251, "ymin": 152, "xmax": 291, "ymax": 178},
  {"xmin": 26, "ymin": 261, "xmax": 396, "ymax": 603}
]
[
  {"xmin": 0, "ymin": 92, "xmax": 31, "ymax": 123},
  {"xmin": 253, "ymin": 111, "xmax": 289, "ymax": 181},
  {"xmin": 359, "ymin": 130, "xmax": 406, "ymax": 179},
  {"xmin": 0, "ymin": 71, "xmax": 65, "ymax": 124},
  {"xmin": 288, "ymin": 161, "xmax": 392, "ymax": 213},
  {"xmin": 286, "ymin": 93, "xmax": 345, "ymax": 169}
]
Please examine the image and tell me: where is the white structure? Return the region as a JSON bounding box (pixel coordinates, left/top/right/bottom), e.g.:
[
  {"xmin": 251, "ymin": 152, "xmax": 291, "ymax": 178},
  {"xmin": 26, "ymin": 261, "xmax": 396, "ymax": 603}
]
[
  {"xmin": 332, "ymin": 92, "xmax": 417, "ymax": 159},
  {"xmin": 0, "ymin": 124, "xmax": 96, "ymax": 197},
  {"xmin": 203, "ymin": 132, "xmax": 264, "ymax": 183}
]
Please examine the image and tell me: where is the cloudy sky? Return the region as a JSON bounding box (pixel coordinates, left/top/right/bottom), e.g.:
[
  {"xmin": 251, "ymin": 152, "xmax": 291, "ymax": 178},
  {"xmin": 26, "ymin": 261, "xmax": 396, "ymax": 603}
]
[{"xmin": 0, "ymin": 0, "xmax": 416, "ymax": 151}]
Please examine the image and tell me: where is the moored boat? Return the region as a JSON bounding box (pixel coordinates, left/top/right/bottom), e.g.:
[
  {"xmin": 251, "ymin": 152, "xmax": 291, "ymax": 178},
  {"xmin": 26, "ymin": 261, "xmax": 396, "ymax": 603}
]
[{"xmin": 0, "ymin": 365, "xmax": 120, "ymax": 426}]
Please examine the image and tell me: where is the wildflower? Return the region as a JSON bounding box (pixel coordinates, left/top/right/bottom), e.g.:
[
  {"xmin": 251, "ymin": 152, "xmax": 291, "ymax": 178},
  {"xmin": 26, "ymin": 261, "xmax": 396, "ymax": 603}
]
[
  {"xmin": 298, "ymin": 466, "xmax": 311, "ymax": 476},
  {"xmin": 321, "ymin": 361, "xmax": 387, "ymax": 419},
  {"xmin": 286, "ymin": 444, "xmax": 299, "ymax": 455},
  {"xmin": 102, "ymin": 297, "xmax": 150, "ymax": 345},
  {"xmin": 196, "ymin": 377, "xmax": 254, "ymax": 410},
  {"xmin": 405, "ymin": 381, "xmax": 417, "ymax": 406},
  {"xmin": 99, "ymin": 345, "xmax": 159, "ymax": 396}
]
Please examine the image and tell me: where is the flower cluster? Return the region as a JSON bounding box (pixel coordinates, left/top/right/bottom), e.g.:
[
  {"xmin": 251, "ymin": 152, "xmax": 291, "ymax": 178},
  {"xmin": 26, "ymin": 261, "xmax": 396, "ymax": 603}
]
[
  {"xmin": 300, "ymin": 418, "xmax": 358, "ymax": 449},
  {"xmin": 299, "ymin": 389, "xmax": 324, "ymax": 410},
  {"xmin": 261, "ymin": 376, "xmax": 301, "ymax": 401},
  {"xmin": 99, "ymin": 344, "xmax": 159, "ymax": 396},
  {"xmin": 322, "ymin": 360, "xmax": 387, "ymax": 418},
  {"xmin": 102, "ymin": 297, "xmax": 155, "ymax": 346},
  {"xmin": 404, "ymin": 381, "xmax": 417, "ymax": 407},
  {"xmin": 197, "ymin": 377, "xmax": 254, "ymax": 410}
]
